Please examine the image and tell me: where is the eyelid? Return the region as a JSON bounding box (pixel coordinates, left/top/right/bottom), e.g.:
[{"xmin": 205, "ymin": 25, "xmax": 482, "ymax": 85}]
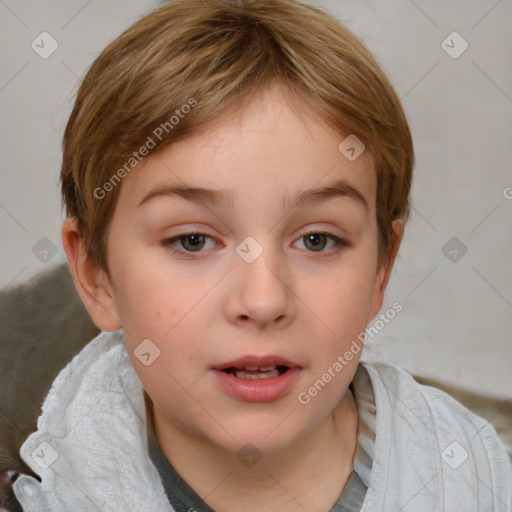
[
  {"xmin": 293, "ymin": 230, "xmax": 348, "ymax": 256},
  {"xmin": 162, "ymin": 231, "xmax": 218, "ymax": 258}
]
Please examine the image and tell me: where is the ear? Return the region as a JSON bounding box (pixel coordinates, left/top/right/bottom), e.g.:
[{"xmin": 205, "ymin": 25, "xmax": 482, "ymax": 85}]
[
  {"xmin": 61, "ymin": 217, "xmax": 121, "ymax": 332},
  {"xmin": 367, "ymin": 219, "xmax": 404, "ymax": 322}
]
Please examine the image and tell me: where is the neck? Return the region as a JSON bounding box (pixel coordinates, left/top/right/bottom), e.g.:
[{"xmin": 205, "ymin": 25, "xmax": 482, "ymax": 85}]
[{"xmin": 148, "ymin": 389, "xmax": 359, "ymax": 512}]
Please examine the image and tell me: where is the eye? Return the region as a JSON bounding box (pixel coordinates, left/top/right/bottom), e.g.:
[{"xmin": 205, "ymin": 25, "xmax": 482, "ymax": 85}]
[
  {"xmin": 162, "ymin": 232, "xmax": 217, "ymax": 255},
  {"xmin": 294, "ymin": 231, "xmax": 347, "ymax": 254},
  {"xmin": 161, "ymin": 230, "xmax": 348, "ymax": 258}
]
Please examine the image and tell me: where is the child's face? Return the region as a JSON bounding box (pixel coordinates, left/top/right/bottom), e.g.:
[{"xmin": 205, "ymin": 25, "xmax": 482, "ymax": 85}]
[{"xmin": 98, "ymin": 84, "xmax": 396, "ymax": 453}]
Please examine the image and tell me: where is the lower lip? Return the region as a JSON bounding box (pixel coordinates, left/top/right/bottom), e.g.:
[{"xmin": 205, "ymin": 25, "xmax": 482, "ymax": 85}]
[{"xmin": 212, "ymin": 368, "xmax": 302, "ymax": 403}]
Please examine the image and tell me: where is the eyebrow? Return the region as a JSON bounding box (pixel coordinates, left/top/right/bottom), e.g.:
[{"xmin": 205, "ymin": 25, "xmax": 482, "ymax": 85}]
[
  {"xmin": 138, "ymin": 183, "xmax": 236, "ymax": 208},
  {"xmin": 138, "ymin": 178, "xmax": 368, "ymax": 212},
  {"xmin": 285, "ymin": 179, "xmax": 368, "ymax": 212}
]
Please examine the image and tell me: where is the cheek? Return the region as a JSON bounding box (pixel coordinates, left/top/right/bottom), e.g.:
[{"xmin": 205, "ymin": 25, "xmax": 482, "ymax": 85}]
[
  {"xmin": 109, "ymin": 249, "xmax": 194, "ymax": 336},
  {"xmin": 301, "ymin": 263, "xmax": 376, "ymax": 375},
  {"xmin": 314, "ymin": 266, "xmax": 375, "ymax": 328}
]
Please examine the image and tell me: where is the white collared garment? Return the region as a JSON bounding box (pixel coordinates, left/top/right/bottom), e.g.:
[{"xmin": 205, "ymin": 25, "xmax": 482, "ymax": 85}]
[{"xmin": 13, "ymin": 329, "xmax": 512, "ymax": 511}]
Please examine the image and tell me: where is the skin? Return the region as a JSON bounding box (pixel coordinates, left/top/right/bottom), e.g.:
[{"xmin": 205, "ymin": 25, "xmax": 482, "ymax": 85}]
[{"xmin": 62, "ymin": 83, "xmax": 403, "ymax": 511}]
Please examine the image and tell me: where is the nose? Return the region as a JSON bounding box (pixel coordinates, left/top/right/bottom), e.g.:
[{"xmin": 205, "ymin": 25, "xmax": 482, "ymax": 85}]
[{"xmin": 225, "ymin": 241, "xmax": 296, "ymax": 329}]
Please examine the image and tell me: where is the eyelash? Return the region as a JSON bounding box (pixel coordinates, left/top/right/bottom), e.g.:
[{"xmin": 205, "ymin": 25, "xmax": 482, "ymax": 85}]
[{"xmin": 161, "ymin": 230, "xmax": 348, "ymax": 259}]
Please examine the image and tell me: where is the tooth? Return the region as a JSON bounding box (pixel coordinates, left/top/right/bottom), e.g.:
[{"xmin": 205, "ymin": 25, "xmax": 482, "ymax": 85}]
[
  {"xmin": 259, "ymin": 365, "xmax": 276, "ymax": 371},
  {"xmin": 245, "ymin": 366, "xmax": 259, "ymax": 371},
  {"xmin": 234, "ymin": 369, "xmax": 280, "ymax": 379}
]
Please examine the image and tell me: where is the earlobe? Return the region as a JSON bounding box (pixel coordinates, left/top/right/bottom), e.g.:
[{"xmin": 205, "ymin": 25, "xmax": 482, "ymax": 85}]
[{"xmin": 61, "ymin": 217, "xmax": 121, "ymax": 332}]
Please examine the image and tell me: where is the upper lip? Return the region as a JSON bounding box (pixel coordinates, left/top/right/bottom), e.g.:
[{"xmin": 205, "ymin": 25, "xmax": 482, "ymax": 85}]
[{"xmin": 212, "ymin": 355, "xmax": 302, "ymax": 371}]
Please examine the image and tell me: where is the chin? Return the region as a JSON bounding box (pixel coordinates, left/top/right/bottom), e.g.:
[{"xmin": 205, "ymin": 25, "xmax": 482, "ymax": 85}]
[{"xmin": 200, "ymin": 410, "xmax": 314, "ymax": 457}]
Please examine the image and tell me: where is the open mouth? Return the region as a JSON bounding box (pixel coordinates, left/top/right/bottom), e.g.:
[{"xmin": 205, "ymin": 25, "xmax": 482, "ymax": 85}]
[
  {"xmin": 222, "ymin": 365, "xmax": 290, "ymax": 380},
  {"xmin": 212, "ymin": 358, "xmax": 302, "ymax": 402}
]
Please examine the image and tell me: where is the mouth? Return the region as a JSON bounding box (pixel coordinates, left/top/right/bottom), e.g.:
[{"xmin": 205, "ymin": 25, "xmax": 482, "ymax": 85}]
[
  {"xmin": 221, "ymin": 365, "xmax": 290, "ymax": 380},
  {"xmin": 211, "ymin": 356, "xmax": 303, "ymax": 402},
  {"xmin": 213, "ymin": 355, "xmax": 301, "ymax": 377}
]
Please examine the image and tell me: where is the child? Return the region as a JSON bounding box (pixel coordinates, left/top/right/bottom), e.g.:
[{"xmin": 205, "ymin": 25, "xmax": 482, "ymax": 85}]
[{"xmin": 13, "ymin": 0, "xmax": 512, "ymax": 510}]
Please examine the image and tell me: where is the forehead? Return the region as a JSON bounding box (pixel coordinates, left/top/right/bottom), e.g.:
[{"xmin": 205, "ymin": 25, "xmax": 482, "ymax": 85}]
[{"xmin": 116, "ymin": 84, "xmax": 376, "ymax": 216}]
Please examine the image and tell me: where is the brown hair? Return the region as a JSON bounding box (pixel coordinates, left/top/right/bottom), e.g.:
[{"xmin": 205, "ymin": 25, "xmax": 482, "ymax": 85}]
[{"xmin": 60, "ymin": 0, "xmax": 414, "ymax": 274}]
